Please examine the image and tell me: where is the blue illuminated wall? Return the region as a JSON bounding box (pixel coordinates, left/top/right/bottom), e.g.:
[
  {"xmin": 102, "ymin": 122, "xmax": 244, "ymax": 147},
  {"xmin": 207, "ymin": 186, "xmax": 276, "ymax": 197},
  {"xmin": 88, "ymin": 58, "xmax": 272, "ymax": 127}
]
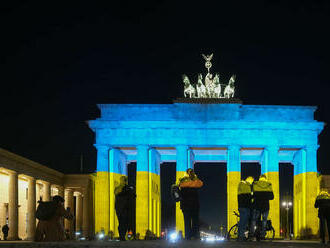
[{"xmin": 90, "ymin": 103, "xmax": 323, "ymax": 167}]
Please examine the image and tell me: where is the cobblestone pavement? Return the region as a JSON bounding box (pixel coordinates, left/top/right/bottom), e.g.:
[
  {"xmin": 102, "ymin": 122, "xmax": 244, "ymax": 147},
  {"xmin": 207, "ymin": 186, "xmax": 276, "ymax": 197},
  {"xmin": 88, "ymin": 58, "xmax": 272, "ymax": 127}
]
[{"xmin": 0, "ymin": 240, "xmax": 326, "ymax": 248}]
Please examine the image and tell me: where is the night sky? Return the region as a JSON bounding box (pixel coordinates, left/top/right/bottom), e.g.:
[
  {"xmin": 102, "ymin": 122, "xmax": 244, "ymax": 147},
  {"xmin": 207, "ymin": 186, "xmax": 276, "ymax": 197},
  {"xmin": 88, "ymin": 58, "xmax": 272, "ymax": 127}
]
[{"xmin": 1, "ymin": 1, "xmax": 329, "ymax": 231}]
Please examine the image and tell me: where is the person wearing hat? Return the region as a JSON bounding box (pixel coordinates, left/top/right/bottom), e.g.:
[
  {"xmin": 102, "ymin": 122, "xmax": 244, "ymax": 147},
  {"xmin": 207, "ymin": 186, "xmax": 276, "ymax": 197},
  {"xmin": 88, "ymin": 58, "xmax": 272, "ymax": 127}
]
[
  {"xmin": 315, "ymin": 189, "xmax": 330, "ymax": 244},
  {"xmin": 237, "ymin": 176, "xmax": 254, "ymax": 241},
  {"xmin": 115, "ymin": 175, "xmax": 136, "ymax": 241},
  {"xmin": 35, "ymin": 195, "xmax": 73, "ymax": 241},
  {"xmin": 251, "ymin": 174, "xmax": 274, "ymax": 239},
  {"xmin": 178, "ymin": 168, "xmax": 203, "ymax": 240}
]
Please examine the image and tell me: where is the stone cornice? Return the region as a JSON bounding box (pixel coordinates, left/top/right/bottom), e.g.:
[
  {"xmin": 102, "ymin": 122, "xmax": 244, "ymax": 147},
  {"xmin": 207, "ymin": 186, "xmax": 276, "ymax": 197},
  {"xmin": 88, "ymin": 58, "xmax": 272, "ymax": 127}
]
[
  {"xmin": 64, "ymin": 174, "xmax": 93, "ymax": 189},
  {"xmin": 89, "ymin": 120, "xmax": 324, "ymax": 131},
  {"xmin": 0, "ymin": 148, "xmax": 64, "ymax": 185}
]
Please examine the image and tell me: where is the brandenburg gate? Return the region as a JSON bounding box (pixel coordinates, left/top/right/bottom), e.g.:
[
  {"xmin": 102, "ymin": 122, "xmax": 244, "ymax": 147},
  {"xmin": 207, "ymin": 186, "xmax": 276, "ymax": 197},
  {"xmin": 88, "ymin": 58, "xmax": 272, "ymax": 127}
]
[{"xmin": 88, "ymin": 54, "xmax": 324, "ymax": 238}]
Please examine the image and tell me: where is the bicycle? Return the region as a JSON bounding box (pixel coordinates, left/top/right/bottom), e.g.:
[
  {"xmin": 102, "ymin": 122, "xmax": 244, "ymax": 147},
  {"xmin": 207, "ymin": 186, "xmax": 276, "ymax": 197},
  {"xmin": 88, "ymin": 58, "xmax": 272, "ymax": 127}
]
[{"xmin": 227, "ymin": 211, "xmax": 275, "ymax": 241}]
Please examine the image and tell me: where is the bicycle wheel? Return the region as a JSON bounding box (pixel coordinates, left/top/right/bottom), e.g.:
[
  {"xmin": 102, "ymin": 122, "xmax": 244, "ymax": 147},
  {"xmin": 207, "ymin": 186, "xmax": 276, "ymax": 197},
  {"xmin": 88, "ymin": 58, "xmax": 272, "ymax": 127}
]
[
  {"xmin": 265, "ymin": 227, "xmax": 275, "ymax": 240},
  {"xmin": 227, "ymin": 224, "xmax": 238, "ymax": 240}
]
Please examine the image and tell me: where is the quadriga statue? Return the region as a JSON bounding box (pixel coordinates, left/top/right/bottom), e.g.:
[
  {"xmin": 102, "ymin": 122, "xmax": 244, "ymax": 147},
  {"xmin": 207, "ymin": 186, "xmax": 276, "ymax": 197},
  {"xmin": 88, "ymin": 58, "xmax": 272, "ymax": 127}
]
[
  {"xmin": 182, "ymin": 74, "xmax": 196, "ymax": 98},
  {"xmin": 224, "ymin": 74, "xmax": 236, "ymax": 98}
]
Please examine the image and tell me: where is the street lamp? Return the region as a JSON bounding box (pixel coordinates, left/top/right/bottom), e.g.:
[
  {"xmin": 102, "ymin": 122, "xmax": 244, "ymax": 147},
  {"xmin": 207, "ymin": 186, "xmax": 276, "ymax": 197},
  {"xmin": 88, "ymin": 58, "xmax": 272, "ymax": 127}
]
[{"xmin": 282, "ymin": 201, "xmax": 292, "ymax": 238}]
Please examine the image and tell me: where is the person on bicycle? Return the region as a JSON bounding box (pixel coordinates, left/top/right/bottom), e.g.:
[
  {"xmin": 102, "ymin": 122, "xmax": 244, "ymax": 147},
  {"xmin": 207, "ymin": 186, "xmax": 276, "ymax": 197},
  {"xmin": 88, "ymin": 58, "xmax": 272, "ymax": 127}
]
[
  {"xmin": 251, "ymin": 174, "xmax": 274, "ymax": 240},
  {"xmin": 237, "ymin": 176, "xmax": 254, "ymax": 241},
  {"xmin": 179, "ymin": 168, "xmax": 204, "ymax": 240},
  {"xmin": 314, "ymin": 189, "xmax": 330, "ymax": 244}
]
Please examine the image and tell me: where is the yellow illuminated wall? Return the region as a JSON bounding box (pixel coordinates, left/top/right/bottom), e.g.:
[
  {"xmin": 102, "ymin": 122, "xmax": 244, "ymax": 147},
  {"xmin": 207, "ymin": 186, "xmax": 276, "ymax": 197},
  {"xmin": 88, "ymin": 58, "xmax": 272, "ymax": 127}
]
[
  {"xmin": 94, "ymin": 171, "xmax": 110, "ymax": 234},
  {"xmin": 94, "ymin": 171, "xmax": 127, "ymax": 237},
  {"xmin": 151, "ymin": 173, "xmax": 161, "ymax": 237},
  {"xmin": 110, "ymin": 172, "xmax": 124, "ymax": 237},
  {"xmin": 264, "ymin": 172, "xmax": 280, "ymax": 238},
  {"xmin": 294, "ymin": 172, "xmax": 319, "ymax": 238},
  {"xmin": 227, "ymin": 172, "xmax": 240, "ymax": 231},
  {"xmin": 136, "ymin": 172, "xmax": 160, "ymax": 238},
  {"xmin": 175, "ymin": 171, "xmax": 185, "ymax": 236}
]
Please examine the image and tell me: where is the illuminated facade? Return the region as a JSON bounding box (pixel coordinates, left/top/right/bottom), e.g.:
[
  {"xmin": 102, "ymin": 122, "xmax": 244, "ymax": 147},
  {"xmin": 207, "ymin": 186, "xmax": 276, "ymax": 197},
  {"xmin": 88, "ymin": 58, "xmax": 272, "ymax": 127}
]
[
  {"xmin": 89, "ymin": 101, "xmax": 324, "ymax": 238},
  {"xmin": 0, "ymin": 148, "xmax": 94, "ymax": 240}
]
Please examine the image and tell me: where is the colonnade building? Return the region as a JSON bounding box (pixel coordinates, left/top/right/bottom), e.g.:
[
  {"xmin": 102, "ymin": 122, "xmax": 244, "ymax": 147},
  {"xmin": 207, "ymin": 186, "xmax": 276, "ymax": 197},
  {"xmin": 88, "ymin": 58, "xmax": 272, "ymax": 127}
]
[
  {"xmin": 88, "ymin": 101, "xmax": 324, "ymax": 239},
  {"xmin": 0, "ymin": 148, "xmax": 94, "ymax": 240}
]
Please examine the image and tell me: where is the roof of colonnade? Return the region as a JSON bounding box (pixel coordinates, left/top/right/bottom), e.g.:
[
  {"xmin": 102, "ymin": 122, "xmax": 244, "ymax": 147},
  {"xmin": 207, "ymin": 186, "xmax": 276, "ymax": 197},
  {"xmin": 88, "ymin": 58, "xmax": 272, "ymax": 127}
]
[{"xmin": 0, "ymin": 148, "xmax": 64, "ymax": 185}]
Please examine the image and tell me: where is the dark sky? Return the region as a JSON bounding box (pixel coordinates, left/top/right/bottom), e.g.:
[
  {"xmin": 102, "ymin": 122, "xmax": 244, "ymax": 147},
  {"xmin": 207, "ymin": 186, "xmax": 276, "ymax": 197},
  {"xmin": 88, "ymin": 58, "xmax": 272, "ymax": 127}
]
[{"xmin": 1, "ymin": 0, "xmax": 329, "ymax": 230}]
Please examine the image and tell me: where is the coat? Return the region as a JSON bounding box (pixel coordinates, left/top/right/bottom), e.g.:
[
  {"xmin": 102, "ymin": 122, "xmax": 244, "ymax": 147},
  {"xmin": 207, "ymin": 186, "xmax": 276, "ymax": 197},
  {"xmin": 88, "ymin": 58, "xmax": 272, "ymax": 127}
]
[
  {"xmin": 237, "ymin": 181, "xmax": 252, "ymax": 209},
  {"xmin": 252, "ymin": 180, "xmax": 274, "ymax": 211},
  {"xmin": 115, "ymin": 185, "xmax": 136, "ymax": 214},
  {"xmin": 179, "ymin": 177, "xmax": 203, "ymax": 211},
  {"xmin": 35, "ymin": 203, "xmax": 73, "ymax": 242},
  {"xmin": 315, "ymin": 193, "xmax": 330, "ymax": 218}
]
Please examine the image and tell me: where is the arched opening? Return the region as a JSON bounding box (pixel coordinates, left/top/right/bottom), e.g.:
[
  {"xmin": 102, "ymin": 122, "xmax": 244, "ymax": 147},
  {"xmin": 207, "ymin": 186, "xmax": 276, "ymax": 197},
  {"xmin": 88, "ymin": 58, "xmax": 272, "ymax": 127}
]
[
  {"xmin": 241, "ymin": 162, "xmax": 261, "ymax": 181},
  {"xmin": 160, "ymin": 162, "xmax": 176, "ymax": 233},
  {"xmin": 194, "ymin": 163, "xmax": 227, "ymax": 235},
  {"xmin": 127, "ymin": 162, "xmax": 136, "ymax": 235},
  {"xmin": 279, "ymin": 163, "xmax": 293, "ymax": 238}
]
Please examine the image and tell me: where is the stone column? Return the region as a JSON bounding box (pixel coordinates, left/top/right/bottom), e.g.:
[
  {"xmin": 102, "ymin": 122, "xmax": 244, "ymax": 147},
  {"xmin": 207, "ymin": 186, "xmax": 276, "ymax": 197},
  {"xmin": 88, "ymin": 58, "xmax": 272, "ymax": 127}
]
[
  {"xmin": 261, "ymin": 145, "xmax": 280, "ymax": 238},
  {"xmin": 82, "ymin": 188, "xmax": 90, "ymax": 237},
  {"xmin": 26, "ymin": 177, "xmax": 36, "ymax": 241},
  {"xmin": 227, "ymin": 145, "xmax": 241, "ymax": 232},
  {"xmin": 136, "ymin": 145, "xmax": 150, "ymax": 238},
  {"xmin": 175, "ymin": 145, "xmax": 189, "ymax": 236},
  {"xmin": 149, "ymin": 148, "xmax": 161, "ymax": 237},
  {"xmin": 43, "ymin": 181, "xmax": 51, "ymax": 202},
  {"xmin": 0, "ymin": 203, "xmax": 6, "ymax": 227},
  {"xmin": 64, "ymin": 189, "xmax": 74, "ymax": 233},
  {"xmin": 8, "ymin": 171, "xmax": 18, "ymax": 240},
  {"xmin": 109, "ymin": 148, "xmax": 127, "ymax": 237},
  {"xmin": 293, "ymin": 146, "xmax": 319, "ymax": 238},
  {"xmin": 75, "ymin": 192, "xmax": 83, "ymax": 232}
]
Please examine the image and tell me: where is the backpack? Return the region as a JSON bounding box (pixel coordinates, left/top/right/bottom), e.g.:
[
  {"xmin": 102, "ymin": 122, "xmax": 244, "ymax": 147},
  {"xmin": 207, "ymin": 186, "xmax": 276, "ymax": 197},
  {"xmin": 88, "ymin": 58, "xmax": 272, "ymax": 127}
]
[
  {"xmin": 171, "ymin": 185, "xmax": 182, "ymax": 202},
  {"xmin": 36, "ymin": 201, "xmax": 57, "ymax": 220}
]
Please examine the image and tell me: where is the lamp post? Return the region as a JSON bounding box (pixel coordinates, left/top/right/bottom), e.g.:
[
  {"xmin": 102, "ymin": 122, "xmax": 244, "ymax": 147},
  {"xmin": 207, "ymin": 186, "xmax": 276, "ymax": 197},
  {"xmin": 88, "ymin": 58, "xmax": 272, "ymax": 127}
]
[{"xmin": 282, "ymin": 201, "xmax": 292, "ymax": 239}]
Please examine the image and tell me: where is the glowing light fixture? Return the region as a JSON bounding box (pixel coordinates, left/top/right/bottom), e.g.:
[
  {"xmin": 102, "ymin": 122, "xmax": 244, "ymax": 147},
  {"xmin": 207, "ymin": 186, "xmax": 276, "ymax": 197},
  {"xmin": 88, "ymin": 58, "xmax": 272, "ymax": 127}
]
[{"xmin": 169, "ymin": 232, "xmax": 178, "ymax": 242}]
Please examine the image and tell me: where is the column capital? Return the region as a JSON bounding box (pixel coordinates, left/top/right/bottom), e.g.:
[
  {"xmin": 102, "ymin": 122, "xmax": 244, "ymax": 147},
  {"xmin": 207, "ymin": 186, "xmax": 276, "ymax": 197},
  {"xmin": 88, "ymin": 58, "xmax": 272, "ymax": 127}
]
[
  {"xmin": 136, "ymin": 144, "xmax": 150, "ymax": 150},
  {"xmin": 227, "ymin": 144, "xmax": 240, "ymax": 151},
  {"xmin": 41, "ymin": 180, "xmax": 51, "ymax": 186},
  {"xmin": 24, "ymin": 175, "xmax": 36, "ymax": 181},
  {"xmin": 94, "ymin": 144, "xmax": 111, "ymax": 151},
  {"xmin": 137, "ymin": 145, "xmax": 149, "ymax": 172},
  {"xmin": 175, "ymin": 144, "xmax": 189, "ymax": 148},
  {"xmin": 74, "ymin": 191, "xmax": 83, "ymax": 197},
  {"xmin": 303, "ymin": 145, "xmax": 319, "ymax": 151},
  {"xmin": 176, "ymin": 145, "xmax": 189, "ymax": 172},
  {"xmin": 7, "ymin": 169, "xmax": 18, "ymax": 175},
  {"xmin": 264, "ymin": 144, "xmax": 280, "ymax": 151},
  {"xmin": 175, "ymin": 145, "xmax": 190, "ymax": 153},
  {"xmin": 227, "ymin": 145, "xmax": 241, "ymax": 172}
]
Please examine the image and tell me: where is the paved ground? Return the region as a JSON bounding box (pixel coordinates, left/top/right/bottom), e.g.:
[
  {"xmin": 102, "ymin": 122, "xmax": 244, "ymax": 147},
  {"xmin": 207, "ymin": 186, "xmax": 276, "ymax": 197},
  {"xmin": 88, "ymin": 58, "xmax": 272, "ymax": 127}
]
[{"xmin": 0, "ymin": 240, "xmax": 326, "ymax": 248}]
